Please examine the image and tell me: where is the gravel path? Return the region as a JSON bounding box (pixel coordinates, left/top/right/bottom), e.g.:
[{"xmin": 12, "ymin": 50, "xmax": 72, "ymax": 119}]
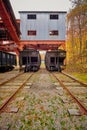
[{"xmin": 0, "ymin": 69, "xmax": 87, "ymax": 130}]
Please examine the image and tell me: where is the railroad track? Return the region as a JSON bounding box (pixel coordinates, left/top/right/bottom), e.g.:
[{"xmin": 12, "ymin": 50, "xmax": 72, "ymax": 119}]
[
  {"xmin": 0, "ymin": 69, "xmax": 87, "ymax": 130},
  {"xmin": 51, "ymin": 72, "xmax": 87, "ymax": 115},
  {"xmin": 0, "ymin": 72, "xmax": 23, "ymax": 86},
  {"xmin": 0, "ymin": 72, "xmax": 34, "ymax": 113},
  {"xmin": 62, "ymin": 71, "xmax": 87, "ymax": 87}
]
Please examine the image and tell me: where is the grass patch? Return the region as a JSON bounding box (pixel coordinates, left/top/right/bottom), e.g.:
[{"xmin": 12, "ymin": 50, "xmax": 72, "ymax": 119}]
[{"xmin": 71, "ymin": 73, "xmax": 87, "ymax": 83}]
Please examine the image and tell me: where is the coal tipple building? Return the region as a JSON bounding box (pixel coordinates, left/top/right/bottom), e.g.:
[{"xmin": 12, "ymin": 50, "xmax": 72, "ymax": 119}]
[{"xmin": 19, "ymin": 11, "xmax": 67, "ymax": 50}]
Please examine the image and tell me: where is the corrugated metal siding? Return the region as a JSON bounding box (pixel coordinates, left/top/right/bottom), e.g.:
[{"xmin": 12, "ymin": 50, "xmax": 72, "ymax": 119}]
[{"xmin": 20, "ymin": 12, "xmax": 66, "ymax": 40}]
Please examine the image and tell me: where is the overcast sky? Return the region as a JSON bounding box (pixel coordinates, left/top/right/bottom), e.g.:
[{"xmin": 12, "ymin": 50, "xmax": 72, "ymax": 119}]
[{"xmin": 10, "ymin": 0, "xmax": 72, "ymax": 19}]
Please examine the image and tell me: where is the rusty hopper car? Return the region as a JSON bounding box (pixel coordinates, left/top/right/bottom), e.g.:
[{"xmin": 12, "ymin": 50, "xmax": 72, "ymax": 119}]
[
  {"xmin": 19, "ymin": 49, "xmax": 41, "ymax": 72},
  {"xmin": 45, "ymin": 49, "xmax": 66, "ymax": 72},
  {"xmin": 0, "ymin": 51, "xmax": 16, "ymax": 72}
]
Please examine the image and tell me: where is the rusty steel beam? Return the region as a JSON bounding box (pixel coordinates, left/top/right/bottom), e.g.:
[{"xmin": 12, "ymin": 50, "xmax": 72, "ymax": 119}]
[
  {"xmin": 22, "ymin": 45, "xmax": 59, "ymax": 50},
  {"xmin": 0, "ymin": 0, "xmax": 20, "ymax": 43},
  {"xmin": 19, "ymin": 40, "xmax": 65, "ymax": 50},
  {"xmin": 20, "ymin": 40, "xmax": 65, "ymax": 45}
]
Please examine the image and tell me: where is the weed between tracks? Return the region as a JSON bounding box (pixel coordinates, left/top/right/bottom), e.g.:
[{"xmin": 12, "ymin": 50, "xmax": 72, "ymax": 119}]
[{"xmin": 7, "ymin": 92, "xmax": 86, "ymax": 130}]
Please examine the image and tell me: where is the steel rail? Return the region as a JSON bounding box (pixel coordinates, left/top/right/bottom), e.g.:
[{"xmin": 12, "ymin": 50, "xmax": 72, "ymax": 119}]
[
  {"xmin": 52, "ymin": 73, "xmax": 87, "ymax": 115},
  {"xmin": 0, "ymin": 73, "xmax": 33, "ymax": 113},
  {"xmin": 0, "ymin": 72, "xmax": 23, "ymax": 86},
  {"xmin": 62, "ymin": 71, "xmax": 87, "ymax": 87}
]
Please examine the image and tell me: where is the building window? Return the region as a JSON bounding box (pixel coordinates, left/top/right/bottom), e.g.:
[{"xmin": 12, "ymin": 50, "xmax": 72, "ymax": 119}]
[
  {"xmin": 27, "ymin": 14, "xmax": 36, "ymax": 19},
  {"xmin": 49, "ymin": 30, "xmax": 59, "ymax": 35},
  {"xmin": 27, "ymin": 30, "xmax": 36, "ymax": 35},
  {"xmin": 50, "ymin": 14, "xmax": 59, "ymax": 19}
]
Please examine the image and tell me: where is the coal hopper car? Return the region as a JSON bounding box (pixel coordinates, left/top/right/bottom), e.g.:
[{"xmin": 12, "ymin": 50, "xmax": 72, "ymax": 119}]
[
  {"xmin": 19, "ymin": 49, "xmax": 41, "ymax": 72},
  {"xmin": 0, "ymin": 51, "xmax": 16, "ymax": 72},
  {"xmin": 45, "ymin": 49, "xmax": 66, "ymax": 72}
]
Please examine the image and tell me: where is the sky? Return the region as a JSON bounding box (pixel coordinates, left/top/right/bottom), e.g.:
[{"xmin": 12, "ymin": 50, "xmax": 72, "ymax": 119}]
[{"xmin": 10, "ymin": 0, "xmax": 72, "ymax": 19}]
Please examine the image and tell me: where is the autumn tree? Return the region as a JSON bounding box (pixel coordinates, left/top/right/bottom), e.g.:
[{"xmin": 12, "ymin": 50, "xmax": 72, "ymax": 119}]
[{"xmin": 66, "ymin": 0, "xmax": 87, "ymax": 72}]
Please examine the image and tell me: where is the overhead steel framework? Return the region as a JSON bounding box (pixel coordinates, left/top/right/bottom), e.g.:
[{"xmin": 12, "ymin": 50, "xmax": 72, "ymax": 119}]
[
  {"xmin": 20, "ymin": 40, "xmax": 65, "ymax": 50},
  {"xmin": 0, "ymin": 0, "xmax": 20, "ymax": 45}
]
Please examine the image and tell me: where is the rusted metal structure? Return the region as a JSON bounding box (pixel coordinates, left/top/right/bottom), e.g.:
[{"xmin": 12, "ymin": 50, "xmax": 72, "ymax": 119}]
[
  {"xmin": 0, "ymin": 0, "xmax": 20, "ymax": 42},
  {"xmin": 0, "ymin": 0, "xmax": 20, "ymax": 53},
  {"xmin": 0, "ymin": 19, "xmax": 20, "ymax": 52},
  {"xmin": 20, "ymin": 40, "xmax": 65, "ymax": 50}
]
